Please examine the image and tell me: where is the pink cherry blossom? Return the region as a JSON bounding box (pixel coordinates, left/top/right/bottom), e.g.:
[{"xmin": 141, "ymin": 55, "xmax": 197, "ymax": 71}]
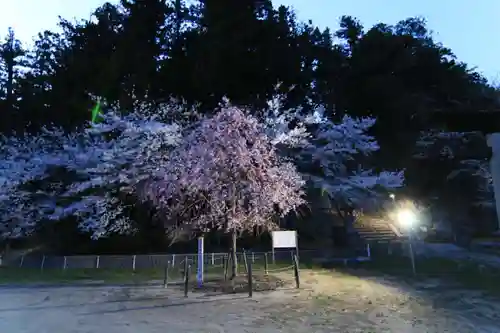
[{"xmin": 137, "ymin": 106, "xmax": 306, "ymax": 233}]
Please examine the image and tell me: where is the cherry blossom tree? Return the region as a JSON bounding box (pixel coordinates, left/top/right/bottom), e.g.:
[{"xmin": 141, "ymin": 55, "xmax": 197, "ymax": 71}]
[
  {"xmin": 262, "ymin": 95, "xmax": 405, "ymax": 224},
  {"xmin": 51, "ymin": 102, "xmax": 183, "ymax": 237},
  {"xmin": 0, "ymin": 129, "xmax": 64, "ymax": 241},
  {"xmin": 0, "ymin": 101, "xmax": 183, "ymax": 242},
  {"xmin": 1, "ymin": 93, "xmax": 404, "ymax": 250},
  {"xmin": 138, "ymin": 106, "xmax": 306, "ymax": 276}
]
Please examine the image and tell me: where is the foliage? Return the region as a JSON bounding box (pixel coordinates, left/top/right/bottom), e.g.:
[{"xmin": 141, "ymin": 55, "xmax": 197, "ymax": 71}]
[
  {"xmin": 138, "ymin": 106, "xmax": 306, "ymax": 234},
  {"xmin": 414, "ymin": 130, "xmax": 493, "ymax": 207},
  {"xmin": 0, "ymin": 95, "xmax": 403, "ymax": 241},
  {"xmin": 0, "ymin": 128, "xmax": 63, "ymax": 238},
  {"xmin": 0, "ymin": 101, "xmax": 183, "ymax": 239},
  {"xmin": 1, "ymin": 0, "xmax": 499, "ymax": 248},
  {"xmin": 262, "ymin": 95, "xmax": 404, "ymax": 210}
]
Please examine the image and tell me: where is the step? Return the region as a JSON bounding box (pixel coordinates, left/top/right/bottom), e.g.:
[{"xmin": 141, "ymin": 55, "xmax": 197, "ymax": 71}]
[
  {"xmin": 359, "ymin": 231, "xmax": 396, "ymax": 235},
  {"xmin": 356, "ymin": 229, "xmax": 395, "ymax": 234},
  {"xmin": 356, "ymin": 230, "xmax": 397, "ymax": 235},
  {"xmin": 363, "ymin": 237, "xmax": 397, "ymax": 242},
  {"xmin": 357, "ymin": 231, "xmax": 396, "ymax": 236}
]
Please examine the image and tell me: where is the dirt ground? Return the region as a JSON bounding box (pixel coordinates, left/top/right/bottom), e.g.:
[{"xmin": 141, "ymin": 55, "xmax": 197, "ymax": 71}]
[{"xmin": 1, "ymin": 270, "xmax": 500, "ymax": 333}]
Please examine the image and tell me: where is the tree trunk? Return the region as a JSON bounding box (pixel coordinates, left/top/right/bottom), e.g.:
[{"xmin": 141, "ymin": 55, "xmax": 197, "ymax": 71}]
[
  {"xmin": 334, "ymin": 204, "xmax": 353, "ymax": 247},
  {"xmin": 6, "ymin": 63, "xmax": 13, "ymax": 116},
  {"xmin": 216, "ymin": 231, "xmax": 221, "ymax": 248},
  {"xmin": 230, "ymin": 230, "xmax": 237, "ymax": 279},
  {"xmin": 174, "ymin": 0, "xmax": 182, "ymax": 43},
  {"xmin": 0, "ymin": 241, "xmax": 10, "ymax": 266}
]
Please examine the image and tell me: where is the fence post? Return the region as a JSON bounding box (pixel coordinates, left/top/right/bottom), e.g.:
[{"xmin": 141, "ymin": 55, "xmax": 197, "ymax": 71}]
[
  {"xmin": 40, "ymin": 255, "xmax": 46, "ymax": 271},
  {"xmin": 96, "ymin": 256, "xmax": 100, "ymax": 269},
  {"xmin": 366, "ymin": 243, "xmax": 371, "ymax": 258},
  {"xmin": 242, "ymin": 251, "xmax": 249, "ymax": 274},
  {"xmin": 247, "ymin": 258, "xmax": 253, "ymax": 298},
  {"xmin": 163, "ymin": 261, "xmax": 169, "ymax": 288},
  {"xmin": 172, "ymin": 254, "xmax": 175, "ymax": 267},
  {"xmin": 408, "ymin": 237, "xmax": 416, "ymax": 276},
  {"xmin": 264, "ymin": 252, "xmax": 269, "ymax": 275},
  {"xmin": 19, "ymin": 255, "xmax": 24, "ymax": 268},
  {"xmin": 293, "ymin": 255, "xmax": 300, "ymax": 289},
  {"xmin": 224, "ymin": 253, "xmax": 229, "ymax": 281},
  {"xmin": 251, "ymin": 252, "xmax": 255, "ymax": 263},
  {"xmin": 132, "ymin": 255, "xmax": 136, "ymax": 271},
  {"xmin": 211, "ymin": 253, "xmax": 215, "ymax": 265},
  {"xmin": 183, "ymin": 258, "xmax": 190, "ymax": 297},
  {"xmin": 63, "ymin": 256, "xmax": 67, "ymax": 270}
]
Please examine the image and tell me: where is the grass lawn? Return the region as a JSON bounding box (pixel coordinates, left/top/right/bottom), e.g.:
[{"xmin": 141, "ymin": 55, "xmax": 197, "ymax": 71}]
[
  {"xmin": 344, "ymin": 255, "xmax": 500, "ymax": 295},
  {"xmin": 0, "ymin": 259, "xmax": 295, "ymax": 285},
  {"xmin": 471, "ymin": 236, "xmax": 500, "ymax": 243},
  {"xmin": 0, "ymin": 267, "xmax": 166, "ymax": 284},
  {"xmin": 4, "ymin": 252, "xmax": 500, "ymax": 296}
]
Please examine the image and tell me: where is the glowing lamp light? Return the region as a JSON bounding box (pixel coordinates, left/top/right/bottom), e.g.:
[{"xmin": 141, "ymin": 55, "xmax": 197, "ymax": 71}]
[{"xmin": 396, "ymin": 209, "xmax": 417, "ymax": 229}]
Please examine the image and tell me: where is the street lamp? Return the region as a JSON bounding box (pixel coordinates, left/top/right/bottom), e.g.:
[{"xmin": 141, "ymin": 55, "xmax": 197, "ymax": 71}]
[
  {"xmin": 393, "ymin": 207, "xmax": 418, "ymax": 276},
  {"xmin": 396, "ymin": 209, "xmax": 417, "ymax": 230}
]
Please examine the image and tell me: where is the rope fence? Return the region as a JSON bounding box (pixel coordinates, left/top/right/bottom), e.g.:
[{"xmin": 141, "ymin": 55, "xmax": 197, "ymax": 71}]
[
  {"xmin": 4, "ymin": 244, "xmax": 373, "ymax": 271},
  {"xmin": 0, "ymin": 249, "xmax": 313, "ymax": 298},
  {"xmin": 0, "ymin": 246, "xmax": 378, "ymax": 298},
  {"xmin": 9, "ymin": 249, "xmax": 326, "ymax": 271}
]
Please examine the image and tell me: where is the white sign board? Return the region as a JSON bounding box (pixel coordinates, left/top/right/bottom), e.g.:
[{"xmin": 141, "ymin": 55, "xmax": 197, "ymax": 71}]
[{"xmin": 271, "ymin": 230, "xmax": 297, "ymax": 249}]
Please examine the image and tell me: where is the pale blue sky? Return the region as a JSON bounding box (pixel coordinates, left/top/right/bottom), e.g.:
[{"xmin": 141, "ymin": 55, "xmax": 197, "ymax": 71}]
[{"xmin": 1, "ymin": 0, "xmax": 498, "ymax": 81}]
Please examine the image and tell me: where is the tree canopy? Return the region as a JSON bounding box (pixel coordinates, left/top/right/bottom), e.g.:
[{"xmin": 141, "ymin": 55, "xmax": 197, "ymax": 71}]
[{"xmin": 1, "ymin": 0, "xmax": 498, "ymax": 251}]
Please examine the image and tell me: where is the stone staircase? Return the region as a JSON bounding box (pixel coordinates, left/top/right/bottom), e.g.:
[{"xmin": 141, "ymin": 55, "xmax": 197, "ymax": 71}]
[{"xmin": 353, "ymin": 218, "xmax": 402, "ymax": 242}]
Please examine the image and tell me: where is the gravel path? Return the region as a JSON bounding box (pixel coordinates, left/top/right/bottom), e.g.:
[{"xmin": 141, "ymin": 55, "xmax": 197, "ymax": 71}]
[{"xmin": 1, "ymin": 270, "xmax": 499, "ymax": 332}]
